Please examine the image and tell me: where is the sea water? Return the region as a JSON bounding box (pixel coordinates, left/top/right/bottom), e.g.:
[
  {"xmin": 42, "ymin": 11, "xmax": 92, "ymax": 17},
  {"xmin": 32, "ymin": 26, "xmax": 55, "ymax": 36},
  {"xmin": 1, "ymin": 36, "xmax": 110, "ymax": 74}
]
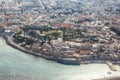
[{"xmin": 0, "ymin": 37, "xmax": 120, "ymax": 80}]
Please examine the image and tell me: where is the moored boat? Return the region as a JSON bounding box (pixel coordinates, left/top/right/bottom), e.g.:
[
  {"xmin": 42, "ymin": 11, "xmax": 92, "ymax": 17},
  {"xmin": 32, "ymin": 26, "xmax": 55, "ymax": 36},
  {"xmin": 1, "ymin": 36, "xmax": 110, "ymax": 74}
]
[{"xmin": 57, "ymin": 58, "xmax": 81, "ymax": 65}]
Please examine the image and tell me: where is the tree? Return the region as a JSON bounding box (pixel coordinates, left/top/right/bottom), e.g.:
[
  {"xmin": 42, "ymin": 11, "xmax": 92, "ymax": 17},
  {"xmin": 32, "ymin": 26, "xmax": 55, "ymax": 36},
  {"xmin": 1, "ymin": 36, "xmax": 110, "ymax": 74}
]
[{"xmin": 52, "ymin": 32, "xmax": 61, "ymax": 39}]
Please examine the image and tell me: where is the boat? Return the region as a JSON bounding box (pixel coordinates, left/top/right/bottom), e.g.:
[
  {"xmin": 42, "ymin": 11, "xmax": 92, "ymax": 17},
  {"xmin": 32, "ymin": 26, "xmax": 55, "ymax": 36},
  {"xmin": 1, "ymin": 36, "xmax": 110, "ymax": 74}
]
[
  {"xmin": 107, "ymin": 71, "xmax": 112, "ymax": 74},
  {"xmin": 57, "ymin": 58, "xmax": 81, "ymax": 65}
]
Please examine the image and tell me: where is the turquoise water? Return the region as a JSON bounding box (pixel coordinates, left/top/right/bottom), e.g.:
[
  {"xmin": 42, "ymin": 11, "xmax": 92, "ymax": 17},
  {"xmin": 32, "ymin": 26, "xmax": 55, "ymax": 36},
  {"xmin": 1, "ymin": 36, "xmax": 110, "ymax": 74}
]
[{"xmin": 0, "ymin": 37, "xmax": 120, "ymax": 80}]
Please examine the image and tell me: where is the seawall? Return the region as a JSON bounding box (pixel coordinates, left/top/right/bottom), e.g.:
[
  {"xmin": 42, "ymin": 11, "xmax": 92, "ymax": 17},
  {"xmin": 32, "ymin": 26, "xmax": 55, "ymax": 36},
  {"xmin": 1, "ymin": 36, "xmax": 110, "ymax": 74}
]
[{"xmin": 1, "ymin": 34, "xmax": 120, "ymax": 65}]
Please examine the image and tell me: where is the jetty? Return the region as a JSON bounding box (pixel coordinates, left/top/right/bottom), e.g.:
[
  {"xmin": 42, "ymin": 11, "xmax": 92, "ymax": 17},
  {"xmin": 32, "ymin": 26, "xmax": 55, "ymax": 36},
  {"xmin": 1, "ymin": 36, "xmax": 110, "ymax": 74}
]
[{"xmin": 106, "ymin": 61, "xmax": 117, "ymax": 71}]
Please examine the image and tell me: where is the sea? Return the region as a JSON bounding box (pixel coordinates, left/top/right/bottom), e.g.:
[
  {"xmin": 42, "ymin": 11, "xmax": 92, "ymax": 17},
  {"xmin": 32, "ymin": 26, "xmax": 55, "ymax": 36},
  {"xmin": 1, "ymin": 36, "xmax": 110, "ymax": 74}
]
[{"xmin": 0, "ymin": 37, "xmax": 120, "ymax": 80}]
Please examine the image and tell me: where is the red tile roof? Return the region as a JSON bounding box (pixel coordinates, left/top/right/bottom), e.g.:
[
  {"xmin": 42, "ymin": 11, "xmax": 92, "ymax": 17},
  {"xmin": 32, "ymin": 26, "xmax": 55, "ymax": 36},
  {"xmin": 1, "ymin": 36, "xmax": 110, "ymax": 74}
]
[
  {"xmin": 0, "ymin": 22, "xmax": 6, "ymax": 28},
  {"xmin": 51, "ymin": 23, "xmax": 75, "ymax": 28},
  {"xmin": 60, "ymin": 23, "xmax": 75, "ymax": 28},
  {"xmin": 80, "ymin": 50, "xmax": 91, "ymax": 55}
]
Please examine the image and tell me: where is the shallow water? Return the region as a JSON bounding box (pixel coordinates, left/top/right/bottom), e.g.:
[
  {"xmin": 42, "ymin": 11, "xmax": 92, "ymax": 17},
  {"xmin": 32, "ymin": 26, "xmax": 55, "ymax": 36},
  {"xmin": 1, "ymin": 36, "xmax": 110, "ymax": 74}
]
[{"xmin": 0, "ymin": 37, "xmax": 120, "ymax": 80}]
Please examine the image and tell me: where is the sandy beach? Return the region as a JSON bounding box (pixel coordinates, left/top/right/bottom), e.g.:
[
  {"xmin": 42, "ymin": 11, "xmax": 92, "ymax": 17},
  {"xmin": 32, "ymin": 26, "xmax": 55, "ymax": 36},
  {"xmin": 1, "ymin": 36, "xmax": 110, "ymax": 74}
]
[
  {"xmin": 94, "ymin": 77, "xmax": 120, "ymax": 80},
  {"xmin": 92, "ymin": 65, "xmax": 120, "ymax": 80}
]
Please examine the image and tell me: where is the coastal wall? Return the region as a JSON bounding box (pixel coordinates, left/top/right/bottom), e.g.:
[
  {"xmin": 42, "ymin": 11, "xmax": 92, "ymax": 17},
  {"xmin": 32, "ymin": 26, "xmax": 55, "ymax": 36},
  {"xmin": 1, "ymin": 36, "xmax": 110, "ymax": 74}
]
[
  {"xmin": 1, "ymin": 34, "xmax": 56, "ymax": 61},
  {"xmin": 1, "ymin": 34, "xmax": 120, "ymax": 65}
]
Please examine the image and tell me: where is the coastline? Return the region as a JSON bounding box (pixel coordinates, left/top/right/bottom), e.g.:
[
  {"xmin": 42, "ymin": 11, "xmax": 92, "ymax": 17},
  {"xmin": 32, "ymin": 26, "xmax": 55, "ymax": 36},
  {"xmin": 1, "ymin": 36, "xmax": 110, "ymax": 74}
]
[
  {"xmin": 1, "ymin": 36, "xmax": 120, "ymax": 80},
  {"xmin": 94, "ymin": 76, "xmax": 120, "ymax": 80},
  {"xmin": 2, "ymin": 35, "xmax": 56, "ymax": 61},
  {"xmin": 1, "ymin": 34, "xmax": 120, "ymax": 65}
]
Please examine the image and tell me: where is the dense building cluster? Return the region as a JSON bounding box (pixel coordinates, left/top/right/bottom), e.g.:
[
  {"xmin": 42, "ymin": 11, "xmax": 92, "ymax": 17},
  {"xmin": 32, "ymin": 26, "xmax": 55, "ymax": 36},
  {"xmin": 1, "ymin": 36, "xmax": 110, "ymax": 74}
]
[{"xmin": 0, "ymin": 0, "xmax": 120, "ymax": 64}]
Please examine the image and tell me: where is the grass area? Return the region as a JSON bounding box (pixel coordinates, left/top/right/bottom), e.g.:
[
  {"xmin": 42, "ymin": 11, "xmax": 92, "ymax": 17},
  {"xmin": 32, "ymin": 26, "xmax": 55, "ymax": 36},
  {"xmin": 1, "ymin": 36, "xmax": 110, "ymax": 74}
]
[
  {"xmin": 44, "ymin": 30, "xmax": 58, "ymax": 34},
  {"xmin": 44, "ymin": 30, "xmax": 62, "ymax": 40}
]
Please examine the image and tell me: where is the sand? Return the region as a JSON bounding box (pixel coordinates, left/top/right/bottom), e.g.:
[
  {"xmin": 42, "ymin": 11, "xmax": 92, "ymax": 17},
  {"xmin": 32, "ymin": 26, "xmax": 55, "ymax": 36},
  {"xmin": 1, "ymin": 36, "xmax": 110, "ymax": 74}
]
[{"xmin": 93, "ymin": 65, "xmax": 120, "ymax": 80}]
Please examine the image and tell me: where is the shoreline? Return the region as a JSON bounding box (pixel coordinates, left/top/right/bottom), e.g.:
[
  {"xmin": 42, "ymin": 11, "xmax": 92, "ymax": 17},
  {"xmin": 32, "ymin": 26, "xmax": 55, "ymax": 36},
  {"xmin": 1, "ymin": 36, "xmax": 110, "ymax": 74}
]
[
  {"xmin": 94, "ymin": 76, "xmax": 120, "ymax": 80},
  {"xmin": 3, "ymin": 36, "xmax": 56, "ymax": 61},
  {"xmin": 1, "ymin": 36, "xmax": 120, "ymax": 80},
  {"xmin": 1, "ymin": 35, "xmax": 120, "ymax": 65}
]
